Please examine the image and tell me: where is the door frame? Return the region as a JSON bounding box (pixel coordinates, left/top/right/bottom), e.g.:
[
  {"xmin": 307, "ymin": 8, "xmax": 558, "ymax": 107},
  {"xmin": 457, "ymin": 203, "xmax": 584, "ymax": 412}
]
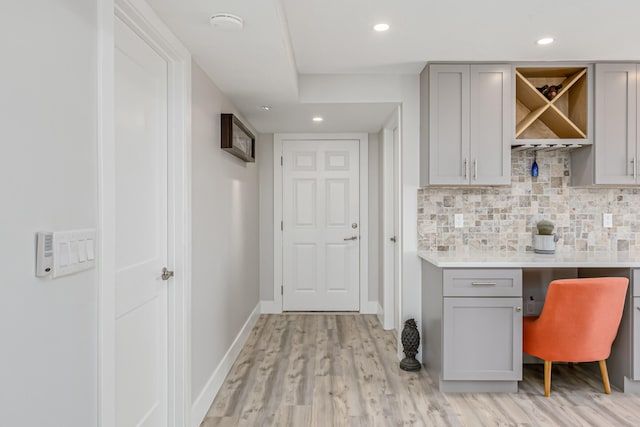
[
  {"xmin": 98, "ymin": 1, "xmax": 192, "ymax": 426},
  {"xmin": 381, "ymin": 109, "xmax": 403, "ymax": 332},
  {"xmin": 271, "ymin": 133, "xmax": 373, "ymax": 314}
]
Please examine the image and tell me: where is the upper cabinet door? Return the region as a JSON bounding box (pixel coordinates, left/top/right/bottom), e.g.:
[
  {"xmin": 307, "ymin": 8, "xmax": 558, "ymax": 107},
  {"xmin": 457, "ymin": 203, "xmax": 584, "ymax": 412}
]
[
  {"xmin": 428, "ymin": 64, "xmax": 470, "ymax": 185},
  {"xmin": 469, "ymin": 64, "xmax": 512, "ymax": 185},
  {"xmin": 595, "ymin": 64, "xmax": 638, "ymax": 185},
  {"xmin": 426, "ymin": 64, "xmax": 511, "ymax": 186}
]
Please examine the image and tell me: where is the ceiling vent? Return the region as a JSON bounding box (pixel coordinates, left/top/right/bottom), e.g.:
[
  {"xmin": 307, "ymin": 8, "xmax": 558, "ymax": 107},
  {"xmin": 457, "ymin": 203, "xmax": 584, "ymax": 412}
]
[{"xmin": 209, "ymin": 14, "xmax": 244, "ymax": 31}]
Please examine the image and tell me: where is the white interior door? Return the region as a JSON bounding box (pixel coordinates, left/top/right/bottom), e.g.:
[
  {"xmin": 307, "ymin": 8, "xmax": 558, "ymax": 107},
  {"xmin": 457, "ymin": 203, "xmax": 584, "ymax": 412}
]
[
  {"xmin": 392, "ymin": 126, "xmax": 401, "ymax": 335},
  {"xmin": 114, "ymin": 16, "xmax": 168, "ymax": 427},
  {"xmin": 282, "ymin": 140, "xmax": 360, "ymax": 311}
]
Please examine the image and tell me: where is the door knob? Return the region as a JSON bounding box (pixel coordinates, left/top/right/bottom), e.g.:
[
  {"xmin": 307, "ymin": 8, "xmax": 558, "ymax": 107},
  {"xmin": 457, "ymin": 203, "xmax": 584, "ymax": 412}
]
[
  {"xmin": 161, "ymin": 267, "xmax": 174, "ymax": 281},
  {"xmin": 344, "ymin": 236, "xmax": 358, "ymax": 241},
  {"xmin": 390, "ymin": 236, "xmax": 397, "ymax": 242}
]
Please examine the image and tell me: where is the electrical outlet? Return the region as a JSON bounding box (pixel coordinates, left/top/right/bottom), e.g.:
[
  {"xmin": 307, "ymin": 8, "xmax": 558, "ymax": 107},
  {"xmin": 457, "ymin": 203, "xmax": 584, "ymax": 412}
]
[
  {"xmin": 454, "ymin": 214, "xmax": 464, "ymax": 228},
  {"xmin": 603, "ymin": 213, "xmax": 613, "ymax": 228}
]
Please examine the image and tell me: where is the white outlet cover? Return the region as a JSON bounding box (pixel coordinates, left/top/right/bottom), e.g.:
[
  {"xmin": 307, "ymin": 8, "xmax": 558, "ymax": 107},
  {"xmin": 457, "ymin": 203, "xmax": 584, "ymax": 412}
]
[
  {"xmin": 603, "ymin": 213, "xmax": 613, "ymax": 228},
  {"xmin": 454, "ymin": 214, "xmax": 464, "ymax": 228}
]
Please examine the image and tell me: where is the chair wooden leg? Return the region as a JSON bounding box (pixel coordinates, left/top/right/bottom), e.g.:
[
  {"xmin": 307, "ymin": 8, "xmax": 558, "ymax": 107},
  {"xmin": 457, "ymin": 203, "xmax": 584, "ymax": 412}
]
[
  {"xmin": 544, "ymin": 360, "xmax": 552, "ymax": 397},
  {"xmin": 599, "ymin": 360, "xmax": 611, "ymax": 394}
]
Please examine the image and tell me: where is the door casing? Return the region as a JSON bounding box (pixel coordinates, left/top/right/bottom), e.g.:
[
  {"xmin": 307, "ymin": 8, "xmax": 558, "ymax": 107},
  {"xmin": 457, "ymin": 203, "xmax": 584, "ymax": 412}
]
[
  {"xmin": 98, "ymin": 1, "xmax": 192, "ymax": 426},
  {"xmin": 271, "ymin": 133, "xmax": 373, "ymax": 314},
  {"xmin": 381, "ymin": 109, "xmax": 402, "ymax": 335}
]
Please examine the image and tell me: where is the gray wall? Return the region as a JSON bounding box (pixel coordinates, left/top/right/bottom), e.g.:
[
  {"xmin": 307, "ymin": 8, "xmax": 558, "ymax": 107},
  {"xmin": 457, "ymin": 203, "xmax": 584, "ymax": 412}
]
[
  {"xmin": 258, "ymin": 133, "xmax": 274, "ymax": 301},
  {"xmin": 0, "ymin": 2, "xmax": 98, "ymax": 425},
  {"xmin": 191, "ymin": 63, "xmax": 260, "ymax": 400}
]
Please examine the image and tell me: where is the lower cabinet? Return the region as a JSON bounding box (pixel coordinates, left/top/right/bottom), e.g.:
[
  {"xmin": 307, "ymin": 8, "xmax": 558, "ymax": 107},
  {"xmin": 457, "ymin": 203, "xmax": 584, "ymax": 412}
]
[{"xmin": 443, "ymin": 297, "xmax": 522, "ymax": 381}]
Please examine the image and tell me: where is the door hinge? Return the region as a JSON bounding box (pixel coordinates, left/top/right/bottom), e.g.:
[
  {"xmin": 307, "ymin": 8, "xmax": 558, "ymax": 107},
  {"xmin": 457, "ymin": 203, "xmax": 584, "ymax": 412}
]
[
  {"xmin": 281, "ymin": 220, "xmax": 283, "ymax": 231},
  {"xmin": 281, "ymin": 285, "xmax": 283, "ymax": 295},
  {"xmin": 281, "ymin": 156, "xmax": 283, "ymax": 166}
]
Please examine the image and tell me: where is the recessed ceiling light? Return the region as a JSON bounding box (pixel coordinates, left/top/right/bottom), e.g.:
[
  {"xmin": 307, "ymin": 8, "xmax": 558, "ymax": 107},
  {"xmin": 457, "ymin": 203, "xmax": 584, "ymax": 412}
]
[
  {"xmin": 536, "ymin": 37, "xmax": 554, "ymax": 45},
  {"xmin": 209, "ymin": 13, "xmax": 244, "ymax": 31},
  {"xmin": 260, "ymin": 105, "xmax": 271, "ymax": 111},
  {"xmin": 373, "ymin": 23, "xmax": 390, "ymax": 32},
  {"xmin": 312, "ymin": 117, "xmax": 323, "ymax": 122}
]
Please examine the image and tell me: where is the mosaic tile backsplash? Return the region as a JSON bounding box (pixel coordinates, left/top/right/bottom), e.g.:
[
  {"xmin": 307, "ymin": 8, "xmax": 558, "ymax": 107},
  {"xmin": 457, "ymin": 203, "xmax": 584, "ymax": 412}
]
[{"xmin": 418, "ymin": 150, "xmax": 640, "ymax": 252}]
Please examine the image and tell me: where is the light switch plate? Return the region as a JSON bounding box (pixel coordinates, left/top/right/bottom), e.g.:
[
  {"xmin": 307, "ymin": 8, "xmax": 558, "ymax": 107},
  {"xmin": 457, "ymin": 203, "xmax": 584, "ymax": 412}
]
[
  {"xmin": 454, "ymin": 214, "xmax": 464, "ymax": 228},
  {"xmin": 52, "ymin": 229, "xmax": 96, "ymax": 278},
  {"xmin": 603, "ymin": 213, "xmax": 613, "ymax": 228}
]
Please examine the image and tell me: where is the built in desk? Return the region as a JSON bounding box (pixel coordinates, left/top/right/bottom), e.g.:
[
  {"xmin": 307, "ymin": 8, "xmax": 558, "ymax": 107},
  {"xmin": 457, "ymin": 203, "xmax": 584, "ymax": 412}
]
[{"xmin": 419, "ymin": 250, "xmax": 640, "ymax": 393}]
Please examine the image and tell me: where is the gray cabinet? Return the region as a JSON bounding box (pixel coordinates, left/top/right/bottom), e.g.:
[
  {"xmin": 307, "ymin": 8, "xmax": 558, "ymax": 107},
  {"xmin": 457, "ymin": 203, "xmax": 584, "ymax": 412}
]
[
  {"xmin": 442, "ymin": 269, "xmax": 522, "ymax": 381},
  {"xmin": 425, "ymin": 64, "xmax": 512, "ymax": 186},
  {"xmin": 443, "ymin": 297, "xmax": 523, "ymax": 380},
  {"xmin": 594, "ymin": 64, "xmax": 639, "ymax": 185}
]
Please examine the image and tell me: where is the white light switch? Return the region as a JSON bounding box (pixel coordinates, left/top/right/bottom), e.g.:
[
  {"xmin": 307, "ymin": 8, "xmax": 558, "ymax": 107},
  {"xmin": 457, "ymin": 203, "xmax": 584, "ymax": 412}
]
[
  {"xmin": 78, "ymin": 240, "xmax": 87, "ymax": 262},
  {"xmin": 86, "ymin": 239, "xmax": 95, "ymax": 260},
  {"xmin": 59, "ymin": 242, "xmax": 70, "ymax": 267},
  {"xmin": 603, "ymin": 213, "xmax": 613, "ymax": 228},
  {"xmin": 454, "ymin": 214, "xmax": 464, "ymax": 228}
]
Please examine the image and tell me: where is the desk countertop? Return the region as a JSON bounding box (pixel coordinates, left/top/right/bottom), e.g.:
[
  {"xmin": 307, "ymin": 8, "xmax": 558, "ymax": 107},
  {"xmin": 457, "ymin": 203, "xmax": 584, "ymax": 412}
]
[{"xmin": 418, "ymin": 250, "xmax": 640, "ymax": 268}]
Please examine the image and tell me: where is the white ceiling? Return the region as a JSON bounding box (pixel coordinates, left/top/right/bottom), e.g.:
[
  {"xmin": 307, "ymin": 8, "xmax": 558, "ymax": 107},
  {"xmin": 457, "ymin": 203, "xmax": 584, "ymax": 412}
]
[{"xmin": 146, "ymin": 0, "xmax": 640, "ymax": 134}]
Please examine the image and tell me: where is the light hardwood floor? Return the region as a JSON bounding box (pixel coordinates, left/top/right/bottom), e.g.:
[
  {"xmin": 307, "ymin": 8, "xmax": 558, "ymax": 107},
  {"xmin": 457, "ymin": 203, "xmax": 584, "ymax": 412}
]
[{"xmin": 202, "ymin": 314, "xmax": 640, "ymax": 426}]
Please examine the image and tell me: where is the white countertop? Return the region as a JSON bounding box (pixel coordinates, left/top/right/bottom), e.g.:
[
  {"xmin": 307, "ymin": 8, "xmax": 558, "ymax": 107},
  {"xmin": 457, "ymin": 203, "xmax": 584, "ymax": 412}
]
[{"xmin": 418, "ymin": 250, "xmax": 640, "ymax": 268}]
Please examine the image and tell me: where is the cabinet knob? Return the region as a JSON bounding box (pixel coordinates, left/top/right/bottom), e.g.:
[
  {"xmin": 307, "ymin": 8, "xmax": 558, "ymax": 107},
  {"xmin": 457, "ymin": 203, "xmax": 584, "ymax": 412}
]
[{"xmin": 515, "ymin": 306, "xmax": 522, "ymax": 312}]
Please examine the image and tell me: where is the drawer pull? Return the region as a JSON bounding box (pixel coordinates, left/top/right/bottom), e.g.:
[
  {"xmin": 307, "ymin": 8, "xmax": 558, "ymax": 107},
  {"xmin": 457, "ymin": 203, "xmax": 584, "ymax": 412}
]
[{"xmin": 471, "ymin": 281, "xmax": 497, "ymax": 286}]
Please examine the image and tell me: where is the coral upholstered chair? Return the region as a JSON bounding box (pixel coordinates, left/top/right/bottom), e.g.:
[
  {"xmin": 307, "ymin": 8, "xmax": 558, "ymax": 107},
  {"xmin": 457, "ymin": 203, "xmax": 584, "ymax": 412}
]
[{"xmin": 523, "ymin": 277, "xmax": 629, "ymax": 397}]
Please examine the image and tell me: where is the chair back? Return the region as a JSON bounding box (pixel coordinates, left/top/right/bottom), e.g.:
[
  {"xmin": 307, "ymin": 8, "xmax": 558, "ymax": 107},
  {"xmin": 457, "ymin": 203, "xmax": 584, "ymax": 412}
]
[{"xmin": 527, "ymin": 277, "xmax": 628, "ymax": 362}]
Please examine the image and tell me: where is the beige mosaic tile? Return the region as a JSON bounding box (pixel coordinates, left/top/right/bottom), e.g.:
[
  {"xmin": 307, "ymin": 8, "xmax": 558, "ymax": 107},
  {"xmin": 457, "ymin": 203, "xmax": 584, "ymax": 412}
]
[{"xmin": 418, "ymin": 150, "xmax": 640, "ymax": 252}]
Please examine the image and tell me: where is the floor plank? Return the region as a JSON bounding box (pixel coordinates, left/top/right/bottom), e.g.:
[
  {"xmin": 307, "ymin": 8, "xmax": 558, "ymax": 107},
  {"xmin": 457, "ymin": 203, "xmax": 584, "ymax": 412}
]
[{"xmin": 203, "ymin": 314, "xmax": 640, "ymax": 426}]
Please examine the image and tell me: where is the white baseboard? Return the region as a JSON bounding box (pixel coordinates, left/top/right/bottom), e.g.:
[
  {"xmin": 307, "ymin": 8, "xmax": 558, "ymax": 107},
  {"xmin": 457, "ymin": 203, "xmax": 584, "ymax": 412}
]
[
  {"xmin": 360, "ymin": 301, "xmax": 378, "ymax": 314},
  {"xmin": 260, "ymin": 300, "xmax": 282, "ymax": 314},
  {"xmin": 376, "ymin": 302, "xmax": 384, "ymax": 326},
  {"xmin": 190, "ymin": 302, "xmax": 261, "ymax": 427}
]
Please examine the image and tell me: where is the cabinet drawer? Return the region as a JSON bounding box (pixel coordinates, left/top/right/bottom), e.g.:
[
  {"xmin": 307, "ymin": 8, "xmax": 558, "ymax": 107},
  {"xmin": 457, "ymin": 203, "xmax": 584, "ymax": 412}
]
[{"xmin": 443, "ymin": 269, "xmax": 522, "ymax": 297}]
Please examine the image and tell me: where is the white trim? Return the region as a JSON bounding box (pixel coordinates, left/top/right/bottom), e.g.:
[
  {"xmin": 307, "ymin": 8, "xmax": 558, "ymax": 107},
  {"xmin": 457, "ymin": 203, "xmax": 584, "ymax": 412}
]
[
  {"xmin": 99, "ymin": 1, "xmax": 192, "ymax": 426},
  {"xmin": 190, "ymin": 303, "xmax": 261, "ymax": 427},
  {"xmin": 381, "ymin": 109, "xmax": 402, "ymax": 332},
  {"xmin": 273, "ymin": 133, "xmax": 369, "ymax": 313},
  {"xmin": 377, "ymin": 302, "xmax": 385, "ymax": 326},
  {"xmin": 362, "ymin": 301, "xmax": 379, "ymax": 315},
  {"xmin": 261, "ymin": 300, "xmax": 282, "ymax": 314},
  {"xmin": 359, "ymin": 134, "xmax": 370, "ymax": 313},
  {"xmin": 97, "ymin": 2, "xmax": 115, "ymax": 425}
]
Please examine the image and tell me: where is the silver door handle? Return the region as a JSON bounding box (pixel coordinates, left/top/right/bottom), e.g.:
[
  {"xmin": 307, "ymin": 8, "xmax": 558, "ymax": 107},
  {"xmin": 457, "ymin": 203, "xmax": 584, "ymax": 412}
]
[
  {"xmin": 390, "ymin": 236, "xmax": 396, "ymax": 242},
  {"xmin": 474, "ymin": 159, "xmax": 478, "ymax": 180},
  {"xmin": 161, "ymin": 267, "xmax": 174, "ymax": 281},
  {"xmin": 463, "ymin": 158, "xmax": 467, "ymax": 179},
  {"xmin": 344, "ymin": 236, "xmax": 358, "ymax": 241}
]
